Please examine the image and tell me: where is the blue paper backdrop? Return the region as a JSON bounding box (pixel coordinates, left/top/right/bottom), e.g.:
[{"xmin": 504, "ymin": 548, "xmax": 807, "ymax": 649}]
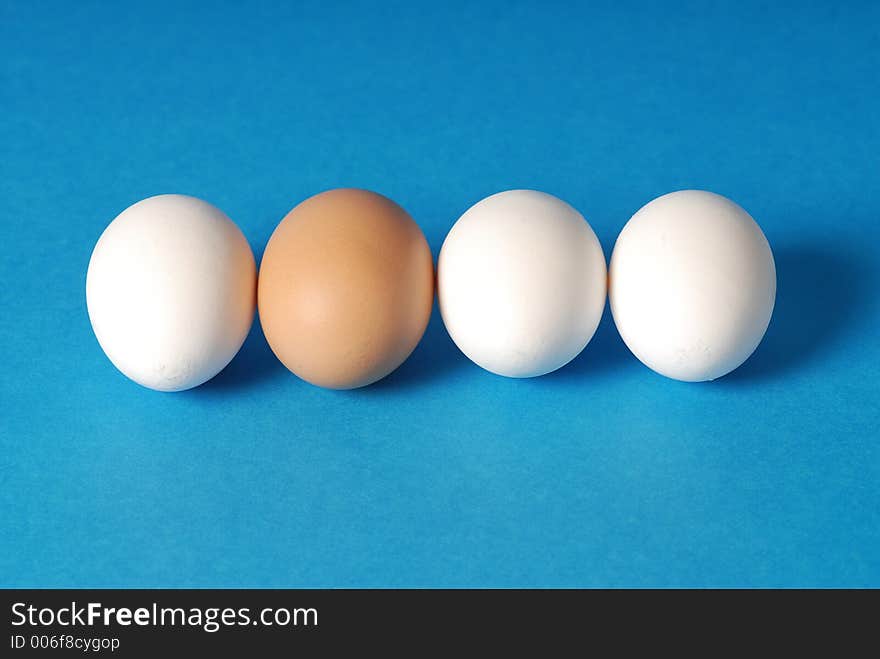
[{"xmin": 1, "ymin": 0, "xmax": 878, "ymax": 587}]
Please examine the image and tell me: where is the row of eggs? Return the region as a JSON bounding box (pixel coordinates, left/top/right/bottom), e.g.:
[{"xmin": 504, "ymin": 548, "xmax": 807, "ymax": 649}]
[{"xmin": 86, "ymin": 188, "xmax": 776, "ymax": 391}]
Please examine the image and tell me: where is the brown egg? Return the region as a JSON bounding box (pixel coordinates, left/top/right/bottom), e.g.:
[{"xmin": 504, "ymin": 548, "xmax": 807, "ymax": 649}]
[{"xmin": 258, "ymin": 188, "xmax": 434, "ymax": 389}]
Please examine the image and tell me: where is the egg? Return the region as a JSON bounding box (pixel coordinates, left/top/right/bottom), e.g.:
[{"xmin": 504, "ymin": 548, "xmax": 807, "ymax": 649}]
[
  {"xmin": 86, "ymin": 194, "xmax": 256, "ymax": 391},
  {"xmin": 257, "ymin": 188, "xmax": 434, "ymax": 389},
  {"xmin": 609, "ymin": 190, "xmax": 776, "ymax": 382},
  {"xmin": 438, "ymin": 190, "xmax": 607, "ymax": 378}
]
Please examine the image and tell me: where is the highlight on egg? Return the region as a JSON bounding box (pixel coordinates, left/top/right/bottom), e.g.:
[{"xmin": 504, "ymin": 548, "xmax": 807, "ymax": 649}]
[
  {"xmin": 86, "ymin": 194, "xmax": 257, "ymax": 391},
  {"xmin": 257, "ymin": 188, "xmax": 434, "ymax": 389},
  {"xmin": 608, "ymin": 190, "xmax": 776, "ymax": 382}
]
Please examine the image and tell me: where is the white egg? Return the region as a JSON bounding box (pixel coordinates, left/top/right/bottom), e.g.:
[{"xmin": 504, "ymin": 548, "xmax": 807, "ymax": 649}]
[
  {"xmin": 609, "ymin": 190, "xmax": 776, "ymax": 382},
  {"xmin": 86, "ymin": 194, "xmax": 256, "ymax": 391},
  {"xmin": 438, "ymin": 190, "xmax": 607, "ymax": 378}
]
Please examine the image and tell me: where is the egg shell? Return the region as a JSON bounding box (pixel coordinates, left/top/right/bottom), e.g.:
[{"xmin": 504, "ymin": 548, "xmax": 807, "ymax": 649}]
[
  {"xmin": 257, "ymin": 188, "xmax": 434, "ymax": 389},
  {"xmin": 437, "ymin": 190, "xmax": 607, "ymax": 378},
  {"xmin": 86, "ymin": 194, "xmax": 256, "ymax": 391},
  {"xmin": 609, "ymin": 190, "xmax": 776, "ymax": 382}
]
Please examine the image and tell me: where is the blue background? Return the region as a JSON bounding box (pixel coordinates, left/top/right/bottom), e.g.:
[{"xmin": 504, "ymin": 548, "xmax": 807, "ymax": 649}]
[{"xmin": 2, "ymin": 0, "xmax": 878, "ymax": 587}]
